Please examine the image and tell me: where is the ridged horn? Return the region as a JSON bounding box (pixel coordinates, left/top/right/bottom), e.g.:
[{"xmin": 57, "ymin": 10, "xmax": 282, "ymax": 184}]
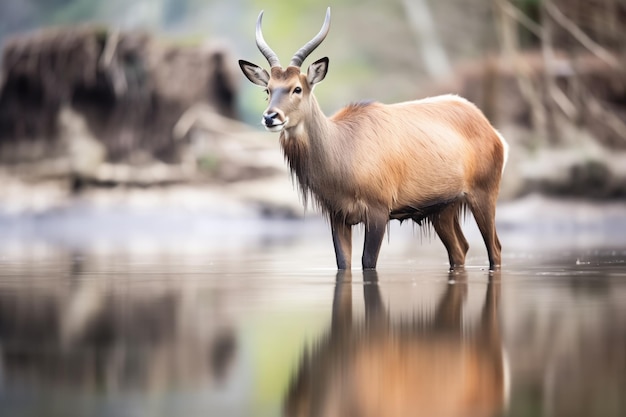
[
  {"xmin": 290, "ymin": 7, "xmax": 331, "ymax": 68},
  {"xmin": 255, "ymin": 10, "xmax": 281, "ymax": 68}
]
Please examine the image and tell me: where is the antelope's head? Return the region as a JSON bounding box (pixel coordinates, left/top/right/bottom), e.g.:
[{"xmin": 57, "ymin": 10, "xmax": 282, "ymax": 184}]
[{"xmin": 239, "ymin": 8, "xmax": 331, "ymax": 132}]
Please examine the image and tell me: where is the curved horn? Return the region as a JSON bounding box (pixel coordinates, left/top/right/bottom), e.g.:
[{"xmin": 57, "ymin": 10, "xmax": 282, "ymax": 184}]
[
  {"xmin": 256, "ymin": 10, "xmax": 281, "ymax": 68},
  {"xmin": 290, "ymin": 7, "xmax": 331, "ymax": 67}
]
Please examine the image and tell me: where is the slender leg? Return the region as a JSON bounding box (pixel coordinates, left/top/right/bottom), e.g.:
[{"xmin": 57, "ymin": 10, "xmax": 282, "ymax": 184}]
[
  {"xmin": 361, "ymin": 209, "xmax": 388, "ymax": 269},
  {"xmin": 454, "ymin": 211, "xmax": 470, "ymax": 256},
  {"xmin": 481, "ymin": 276, "xmax": 500, "ymax": 333},
  {"xmin": 362, "ymin": 270, "xmax": 384, "ymax": 324},
  {"xmin": 467, "ymin": 192, "xmax": 502, "ymax": 270},
  {"xmin": 331, "ymin": 215, "xmax": 352, "ymax": 270},
  {"xmin": 479, "ymin": 275, "xmax": 503, "ymax": 354},
  {"xmin": 431, "ymin": 203, "xmax": 468, "ymax": 269},
  {"xmin": 434, "ymin": 270, "xmax": 468, "ymax": 333},
  {"xmin": 331, "ymin": 271, "xmax": 352, "ymax": 333}
]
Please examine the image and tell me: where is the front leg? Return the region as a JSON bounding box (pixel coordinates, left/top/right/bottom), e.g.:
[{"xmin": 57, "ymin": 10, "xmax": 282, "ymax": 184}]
[
  {"xmin": 331, "ymin": 215, "xmax": 352, "ymax": 270},
  {"xmin": 362, "ymin": 209, "xmax": 388, "ymax": 269}
]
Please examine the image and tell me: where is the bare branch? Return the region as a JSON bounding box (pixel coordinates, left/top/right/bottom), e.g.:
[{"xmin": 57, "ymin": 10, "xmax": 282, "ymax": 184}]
[
  {"xmin": 501, "ymin": 1, "xmax": 542, "ymax": 38},
  {"xmin": 587, "ymin": 94, "xmax": 626, "ymax": 143},
  {"xmin": 99, "ymin": 29, "xmax": 120, "ymax": 68},
  {"xmin": 549, "ymin": 83, "xmax": 578, "ymax": 119},
  {"xmin": 492, "ymin": 0, "xmax": 546, "ymax": 131},
  {"xmin": 99, "ymin": 29, "xmax": 127, "ymax": 96},
  {"xmin": 545, "ymin": 2, "xmax": 619, "ymax": 68}
]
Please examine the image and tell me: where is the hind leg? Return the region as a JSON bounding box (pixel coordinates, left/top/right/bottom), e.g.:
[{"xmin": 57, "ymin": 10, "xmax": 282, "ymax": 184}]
[
  {"xmin": 454, "ymin": 210, "xmax": 470, "ymax": 256},
  {"xmin": 466, "ymin": 191, "xmax": 502, "ymax": 270},
  {"xmin": 432, "ymin": 203, "xmax": 468, "ymax": 270}
]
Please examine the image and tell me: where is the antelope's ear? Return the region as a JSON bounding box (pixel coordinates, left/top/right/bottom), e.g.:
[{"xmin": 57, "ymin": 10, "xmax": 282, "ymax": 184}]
[
  {"xmin": 307, "ymin": 57, "xmax": 329, "ymax": 86},
  {"xmin": 239, "ymin": 60, "xmax": 270, "ymax": 87}
]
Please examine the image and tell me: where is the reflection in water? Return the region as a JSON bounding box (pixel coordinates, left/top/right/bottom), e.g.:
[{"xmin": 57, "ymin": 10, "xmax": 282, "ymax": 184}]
[
  {"xmin": 0, "ymin": 241, "xmax": 625, "ymax": 417},
  {"xmin": 284, "ymin": 270, "xmax": 507, "ymax": 417},
  {"xmin": 0, "ymin": 269, "xmax": 237, "ymax": 393}
]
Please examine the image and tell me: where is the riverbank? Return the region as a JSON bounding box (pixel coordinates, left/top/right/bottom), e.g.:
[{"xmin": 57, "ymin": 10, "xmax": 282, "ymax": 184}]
[{"xmin": 1, "ymin": 180, "xmax": 624, "ymax": 259}]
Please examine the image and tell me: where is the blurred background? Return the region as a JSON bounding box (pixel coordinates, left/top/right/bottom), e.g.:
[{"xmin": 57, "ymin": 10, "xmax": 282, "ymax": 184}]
[
  {"xmin": 1, "ymin": 0, "xmax": 625, "ymax": 216},
  {"xmin": 0, "ymin": 1, "xmax": 625, "ymax": 417}
]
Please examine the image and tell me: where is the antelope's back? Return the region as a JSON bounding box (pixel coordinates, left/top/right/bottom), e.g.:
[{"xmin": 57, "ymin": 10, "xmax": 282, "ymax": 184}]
[{"xmin": 332, "ymin": 94, "xmax": 506, "ymax": 208}]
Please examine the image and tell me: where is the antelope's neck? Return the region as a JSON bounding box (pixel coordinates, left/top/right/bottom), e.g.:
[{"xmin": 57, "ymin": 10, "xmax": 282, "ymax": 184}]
[
  {"xmin": 280, "ymin": 100, "xmax": 336, "ymax": 172},
  {"xmin": 279, "ymin": 99, "xmax": 343, "ymax": 207}
]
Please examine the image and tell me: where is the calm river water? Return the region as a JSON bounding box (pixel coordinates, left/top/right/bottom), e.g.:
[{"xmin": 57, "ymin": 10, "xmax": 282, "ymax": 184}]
[{"xmin": 0, "ymin": 196, "xmax": 625, "ymax": 417}]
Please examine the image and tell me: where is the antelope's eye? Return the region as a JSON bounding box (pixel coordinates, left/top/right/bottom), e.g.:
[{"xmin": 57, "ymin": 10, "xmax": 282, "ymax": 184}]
[
  {"xmin": 264, "ymin": 88, "xmax": 269, "ymax": 95},
  {"xmin": 293, "ymin": 86, "xmax": 302, "ymax": 94}
]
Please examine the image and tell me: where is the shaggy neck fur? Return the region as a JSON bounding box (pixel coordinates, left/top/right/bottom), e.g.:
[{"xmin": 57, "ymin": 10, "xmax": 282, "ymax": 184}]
[{"xmin": 279, "ymin": 94, "xmax": 339, "ymax": 210}]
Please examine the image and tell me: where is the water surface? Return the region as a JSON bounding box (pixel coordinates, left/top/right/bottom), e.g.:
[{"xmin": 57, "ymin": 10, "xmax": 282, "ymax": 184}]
[{"xmin": 0, "ymin": 199, "xmax": 625, "ymax": 417}]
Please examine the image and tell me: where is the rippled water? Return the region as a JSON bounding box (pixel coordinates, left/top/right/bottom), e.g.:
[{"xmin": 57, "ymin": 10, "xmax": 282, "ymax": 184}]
[{"xmin": 0, "ymin": 200, "xmax": 625, "ymax": 417}]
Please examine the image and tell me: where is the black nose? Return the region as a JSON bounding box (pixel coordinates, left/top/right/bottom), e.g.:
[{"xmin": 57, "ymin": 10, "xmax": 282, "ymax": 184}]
[{"xmin": 263, "ymin": 112, "xmax": 278, "ymax": 126}]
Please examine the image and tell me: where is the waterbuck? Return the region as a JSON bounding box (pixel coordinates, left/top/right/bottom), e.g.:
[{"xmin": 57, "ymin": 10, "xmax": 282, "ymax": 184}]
[{"xmin": 239, "ymin": 8, "xmax": 509, "ymax": 270}]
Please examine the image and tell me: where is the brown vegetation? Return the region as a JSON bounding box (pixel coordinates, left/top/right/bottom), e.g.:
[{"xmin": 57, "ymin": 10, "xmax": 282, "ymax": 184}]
[
  {"xmin": 0, "ymin": 25, "xmax": 238, "ymax": 166},
  {"xmin": 421, "ymin": 0, "xmax": 626, "ymax": 199},
  {"xmin": 435, "ymin": 51, "xmax": 626, "ymax": 150},
  {"xmin": 2, "ymin": 0, "xmax": 626, "ymax": 204}
]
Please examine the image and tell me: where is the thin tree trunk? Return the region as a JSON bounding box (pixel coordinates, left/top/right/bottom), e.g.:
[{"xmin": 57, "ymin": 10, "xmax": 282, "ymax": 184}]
[
  {"xmin": 402, "ymin": 0, "xmax": 452, "ymax": 79},
  {"xmin": 493, "ymin": 0, "xmax": 546, "ymax": 136}
]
